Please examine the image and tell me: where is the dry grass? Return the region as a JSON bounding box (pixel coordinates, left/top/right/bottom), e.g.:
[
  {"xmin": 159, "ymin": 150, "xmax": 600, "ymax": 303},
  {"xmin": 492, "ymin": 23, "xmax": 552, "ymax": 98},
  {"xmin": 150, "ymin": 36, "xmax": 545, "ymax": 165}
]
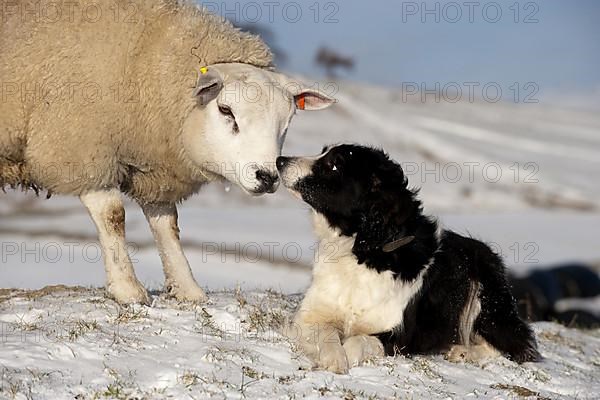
[
  {"xmin": 66, "ymin": 319, "xmax": 100, "ymax": 341},
  {"xmin": 538, "ymin": 330, "xmax": 584, "ymax": 353},
  {"xmin": 491, "ymin": 383, "xmax": 551, "ymax": 400},
  {"xmin": 194, "ymin": 307, "xmax": 225, "ymax": 339},
  {"xmin": 247, "ymin": 304, "xmax": 285, "ymax": 332},
  {"xmin": 410, "ymin": 357, "xmax": 441, "ymax": 380},
  {"xmin": 0, "ymin": 285, "xmax": 88, "ymax": 304},
  {"xmin": 178, "ymin": 370, "xmax": 202, "ymax": 388},
  {"xmin": 112, "ymin": 307, "xmax": 149, "ymax": 324}
]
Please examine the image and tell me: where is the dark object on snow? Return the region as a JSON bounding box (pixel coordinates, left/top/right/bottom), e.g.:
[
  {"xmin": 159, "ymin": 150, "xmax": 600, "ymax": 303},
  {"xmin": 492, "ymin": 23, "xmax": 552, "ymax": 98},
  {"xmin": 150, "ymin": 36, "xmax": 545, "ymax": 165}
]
[
  {"xmin": 315, "ymin": 47, "xmax": 354, "ymax": 79},
  {"xmin": 509, "ymin": 263, "xmax": 600, "ymax": 328}
]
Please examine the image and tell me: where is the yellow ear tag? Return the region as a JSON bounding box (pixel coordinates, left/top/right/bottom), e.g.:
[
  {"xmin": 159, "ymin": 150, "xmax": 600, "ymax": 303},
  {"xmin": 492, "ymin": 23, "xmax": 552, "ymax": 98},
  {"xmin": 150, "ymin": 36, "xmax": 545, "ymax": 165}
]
[
  {"xmin": 296, "ymin": 95, "xmax": 306, "ymax": 110},
  {"xmin": 200, "ymin": 67, "xmax": 208, "ymax": 74}
]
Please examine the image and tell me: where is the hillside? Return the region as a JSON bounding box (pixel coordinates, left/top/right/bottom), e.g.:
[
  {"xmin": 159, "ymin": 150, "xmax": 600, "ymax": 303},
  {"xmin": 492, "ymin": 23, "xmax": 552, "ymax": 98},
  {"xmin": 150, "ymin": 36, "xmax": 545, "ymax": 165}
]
[
  {"xmin": 1, "ymin": 80, "xmax": 599, "ymax": 399},
  {"xmin": 1, "ymin": 287, "xmax": 599, "ymax": 399}
]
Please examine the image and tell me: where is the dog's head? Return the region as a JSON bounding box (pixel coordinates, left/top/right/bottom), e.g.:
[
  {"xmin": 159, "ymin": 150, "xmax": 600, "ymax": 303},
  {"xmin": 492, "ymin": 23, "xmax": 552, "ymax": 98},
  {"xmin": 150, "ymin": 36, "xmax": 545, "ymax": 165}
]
[
  {"xmin": 277, "ymin": 144, "xmax": 417, "ymax": 235},
  {"xmin": 277, "ymin": 144, "xmax": 437, "ymax": 275}
]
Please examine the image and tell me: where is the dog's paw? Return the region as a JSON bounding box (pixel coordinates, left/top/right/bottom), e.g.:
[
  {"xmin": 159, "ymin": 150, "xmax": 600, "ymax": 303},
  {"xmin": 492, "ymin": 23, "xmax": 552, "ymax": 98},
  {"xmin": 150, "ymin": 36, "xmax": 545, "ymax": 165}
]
[
  {"xmin": 343, "ymin": 335, "xmax": 385, "ymax": 367},
  {"xmin": 446, "ymin": 345, "xmax": 469, "ymax": 363},
  {"xmin": 446, "ymin": 343, "xmax": 500, "ymax": 363},
  {"xmin": 318, "ymin": 343, "xmax": 349, "ymax": 374}
]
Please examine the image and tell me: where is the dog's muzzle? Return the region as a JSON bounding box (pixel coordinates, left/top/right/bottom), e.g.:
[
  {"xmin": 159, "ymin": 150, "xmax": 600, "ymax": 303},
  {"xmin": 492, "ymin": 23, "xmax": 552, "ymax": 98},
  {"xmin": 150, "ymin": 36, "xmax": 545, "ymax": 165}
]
[
  {"xmin": 276, "ymin": 156, "xmax": 297, "ymax": 188},
  {"xmin": 276, "ymin": 156, "xmax": 292, "ymax": 173},
  {"xmin": 276, "ymin": 156, "xmax": 316, "ymax": 189}
]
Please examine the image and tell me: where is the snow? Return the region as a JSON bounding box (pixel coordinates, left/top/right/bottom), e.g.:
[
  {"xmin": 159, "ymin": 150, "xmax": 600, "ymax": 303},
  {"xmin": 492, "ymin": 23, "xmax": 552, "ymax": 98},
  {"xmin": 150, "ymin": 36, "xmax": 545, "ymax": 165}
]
[
  {"xmin": 0, "ymin": 287, "xmax": 598, "ymax": 399},
  {"xmin": 1, "ymin": 79, "xmax": 600, "ymax": 398}
]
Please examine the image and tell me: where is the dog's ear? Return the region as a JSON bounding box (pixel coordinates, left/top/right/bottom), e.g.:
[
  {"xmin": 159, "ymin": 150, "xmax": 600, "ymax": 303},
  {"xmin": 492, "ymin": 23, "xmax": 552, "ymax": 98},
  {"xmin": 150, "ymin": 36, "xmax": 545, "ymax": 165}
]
[
  {"xmin": 353, "ymin": 174, "xmax": 414, "ymax": 263},
  {"xmin": 368, "ymin": 166, "xmax": 411, "ymax": 223},
  {"xmin": 370, "ymin": 174, "xmax": 383, "ymax": 192}
]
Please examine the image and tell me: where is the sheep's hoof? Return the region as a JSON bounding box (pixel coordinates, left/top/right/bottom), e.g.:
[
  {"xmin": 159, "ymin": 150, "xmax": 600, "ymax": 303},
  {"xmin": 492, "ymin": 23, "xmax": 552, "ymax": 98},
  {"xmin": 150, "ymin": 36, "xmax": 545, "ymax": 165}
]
[
  {"xmin": 108, "ymin": 280, "xmax": 150, "ymax": 305},
  {"xmin": 167, "ymin": 284, "xmax": 208, "ymax": 303}
]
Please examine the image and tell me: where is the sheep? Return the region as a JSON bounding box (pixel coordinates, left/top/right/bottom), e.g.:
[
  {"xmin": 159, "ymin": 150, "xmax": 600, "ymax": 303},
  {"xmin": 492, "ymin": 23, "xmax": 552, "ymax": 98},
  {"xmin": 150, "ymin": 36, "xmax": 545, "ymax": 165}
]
[{"xmin": 0, "ymin": 0, "xmax": 334, "ymax": 304}]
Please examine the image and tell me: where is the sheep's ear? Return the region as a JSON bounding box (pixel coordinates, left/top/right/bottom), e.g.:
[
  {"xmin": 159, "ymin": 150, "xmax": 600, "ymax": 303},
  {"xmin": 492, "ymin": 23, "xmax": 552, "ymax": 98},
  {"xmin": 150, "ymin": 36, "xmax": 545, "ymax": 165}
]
[
  {"xmin": 282, "ymin": 79, "xmax": 336, "ymax": 111},
  {"xmin": 193, "ymin": 67, "xmax": 223, "ymax": 105},
  {"xmin": 293, "ymin": 89, "xmax": 336, "ymax": 111}
]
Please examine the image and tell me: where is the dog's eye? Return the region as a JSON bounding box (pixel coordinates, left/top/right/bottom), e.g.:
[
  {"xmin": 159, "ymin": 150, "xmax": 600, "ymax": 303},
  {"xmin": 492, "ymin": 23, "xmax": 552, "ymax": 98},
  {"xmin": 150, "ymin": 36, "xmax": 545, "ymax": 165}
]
[{"xmin": 323, "ymin": 152, "xmax": 344, "ymax": 173}]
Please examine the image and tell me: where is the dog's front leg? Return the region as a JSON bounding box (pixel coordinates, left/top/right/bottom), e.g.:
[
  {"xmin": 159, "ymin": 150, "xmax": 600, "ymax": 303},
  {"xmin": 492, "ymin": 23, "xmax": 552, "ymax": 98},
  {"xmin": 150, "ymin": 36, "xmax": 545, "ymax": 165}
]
[
  {"xmin": 342, "ymin": 335, "xmax": 385, "ymax": 367},
  {"xmin": 141, "ymin": 202, "xmax": 207, "ymax": 303},
  {"xmin": 292, "ymin": 312, "xmax": 349, "ymax": 374}
]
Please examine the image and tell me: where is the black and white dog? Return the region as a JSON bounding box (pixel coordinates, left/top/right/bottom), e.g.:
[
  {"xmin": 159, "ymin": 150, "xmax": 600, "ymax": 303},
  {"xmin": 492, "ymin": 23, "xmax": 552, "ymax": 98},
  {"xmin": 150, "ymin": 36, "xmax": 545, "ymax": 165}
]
[{"xmin": 277, "ymin": 144, "xmax": 540, "ymax": 373}]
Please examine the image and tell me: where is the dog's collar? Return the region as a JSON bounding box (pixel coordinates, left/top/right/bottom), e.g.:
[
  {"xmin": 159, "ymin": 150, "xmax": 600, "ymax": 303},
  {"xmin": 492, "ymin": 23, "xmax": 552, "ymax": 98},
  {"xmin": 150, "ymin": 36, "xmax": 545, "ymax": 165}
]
[{"xmin": 382, "ymin": 235, "xmax": 415, "ymax": 253}]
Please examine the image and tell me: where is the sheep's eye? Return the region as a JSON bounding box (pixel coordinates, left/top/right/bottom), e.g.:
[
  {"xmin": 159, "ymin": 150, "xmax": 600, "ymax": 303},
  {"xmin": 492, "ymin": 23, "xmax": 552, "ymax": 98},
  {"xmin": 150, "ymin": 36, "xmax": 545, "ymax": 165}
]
[
  {"xmin": 218, "ymin": 104, "xmax": 234, "ymax": 118},
  {"xmin": 218, "ymin": 104, "xmax": 239, "ymax": 134}
]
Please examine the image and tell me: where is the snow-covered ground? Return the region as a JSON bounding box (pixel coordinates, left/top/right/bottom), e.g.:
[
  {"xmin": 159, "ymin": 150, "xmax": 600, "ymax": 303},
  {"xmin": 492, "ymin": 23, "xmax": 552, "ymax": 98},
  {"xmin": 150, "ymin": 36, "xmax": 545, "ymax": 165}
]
[
  {"xmin": 1, "ymin": 79, "xmax": 600, "ymax": 398},
  {"xmin": 0, "ymin": 287, "xmax": 598, "ymax": 399}
]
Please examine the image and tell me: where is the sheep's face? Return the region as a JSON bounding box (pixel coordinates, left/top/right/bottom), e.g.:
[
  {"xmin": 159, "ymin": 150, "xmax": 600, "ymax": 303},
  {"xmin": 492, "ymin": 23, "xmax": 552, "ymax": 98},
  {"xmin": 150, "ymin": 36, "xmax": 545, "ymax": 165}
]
[{"xmin": 182, "ymin": 63, "xmax": 334, "ymax": 196}]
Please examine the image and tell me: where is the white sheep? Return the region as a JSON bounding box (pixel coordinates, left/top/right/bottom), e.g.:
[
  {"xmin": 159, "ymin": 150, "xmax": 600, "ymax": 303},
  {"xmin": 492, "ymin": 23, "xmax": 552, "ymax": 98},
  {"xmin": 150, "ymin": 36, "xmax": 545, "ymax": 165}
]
[{"xmin": 0, "ymin": 0, "xmax": 334, "ymax": 304}]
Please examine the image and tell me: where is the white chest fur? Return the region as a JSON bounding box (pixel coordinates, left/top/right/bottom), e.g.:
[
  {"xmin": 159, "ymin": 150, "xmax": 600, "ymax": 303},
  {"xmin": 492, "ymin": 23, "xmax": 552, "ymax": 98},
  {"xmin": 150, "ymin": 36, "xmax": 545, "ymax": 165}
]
[{"xmin": 299, "ymin": 213, "xmax": 429, "ymax": 338}]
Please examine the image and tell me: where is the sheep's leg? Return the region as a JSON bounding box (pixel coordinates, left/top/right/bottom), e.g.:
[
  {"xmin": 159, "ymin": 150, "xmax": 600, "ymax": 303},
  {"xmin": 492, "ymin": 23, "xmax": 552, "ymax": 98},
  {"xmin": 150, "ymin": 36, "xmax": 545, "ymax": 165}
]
[
  {"xmin": 80, "ymin": 189, "xmax": 149, "ymax": 305},
  {"xmin": 141, "ymin": 202, "xmax": 208, "ymax": 303}
]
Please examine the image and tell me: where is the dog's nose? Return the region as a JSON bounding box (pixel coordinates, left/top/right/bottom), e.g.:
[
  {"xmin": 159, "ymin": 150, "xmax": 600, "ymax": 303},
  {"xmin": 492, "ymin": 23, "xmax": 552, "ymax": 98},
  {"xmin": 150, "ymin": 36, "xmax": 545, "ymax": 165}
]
[
  {"xmin": 276, "ymin": 156, "xmax": 291, "ymax": 172},
  {"xmin": 255, "ymin": 169, "xmax": 279, "ymax": 193}
]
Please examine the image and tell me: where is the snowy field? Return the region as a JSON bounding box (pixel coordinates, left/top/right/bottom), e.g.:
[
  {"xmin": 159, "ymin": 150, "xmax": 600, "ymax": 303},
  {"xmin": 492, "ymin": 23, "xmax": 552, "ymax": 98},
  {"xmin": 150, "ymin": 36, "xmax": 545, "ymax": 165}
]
[
  {"xmin": 0, "ymin": 287, "xmax": 599, "ymax": 399},
  {"xmin": 1, "ymin": 80, "xmax": 600, "ymax": 398}
]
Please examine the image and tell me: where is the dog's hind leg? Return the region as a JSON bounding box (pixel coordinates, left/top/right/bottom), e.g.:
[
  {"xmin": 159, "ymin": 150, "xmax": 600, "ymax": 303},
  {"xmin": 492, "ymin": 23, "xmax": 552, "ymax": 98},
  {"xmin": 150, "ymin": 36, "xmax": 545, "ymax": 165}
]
[
  {"xmin": 475, "ymin": 255, "xmax": 541, "ymax": 363},
  {"xmin": 446, "ymin": 335, "xmax": 500, "ymax": 363},
  {"xmin": 458, "ymin": 281, "xmax": 482, "ymax": 347},
  {"xmin": 446, "ymin": 281, "xmax": 501, "ymax": 363},
  {"xmin": 475, "ymin": 300, "xmax": 541, "ymax": 363}
]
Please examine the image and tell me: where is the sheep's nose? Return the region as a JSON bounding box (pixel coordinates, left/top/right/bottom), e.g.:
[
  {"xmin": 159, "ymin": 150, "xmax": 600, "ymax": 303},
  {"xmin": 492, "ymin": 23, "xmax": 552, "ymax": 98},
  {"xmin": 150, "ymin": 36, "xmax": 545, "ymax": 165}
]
[
  {"xmin": 276, "ymin": 156, "xmax": 291, "ymax": 172},
  {"xmin": 255, "ymin": 169, "xmax": 279, "ymax": 193}
]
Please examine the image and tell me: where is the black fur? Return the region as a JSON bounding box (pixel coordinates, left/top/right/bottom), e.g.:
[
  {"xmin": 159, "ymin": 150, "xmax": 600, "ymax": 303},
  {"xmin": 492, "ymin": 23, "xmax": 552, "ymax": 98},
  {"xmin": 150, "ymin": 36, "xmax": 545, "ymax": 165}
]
[{"xmin": 280, "ymin": 144, "xmax": 540, "ymax": 363}]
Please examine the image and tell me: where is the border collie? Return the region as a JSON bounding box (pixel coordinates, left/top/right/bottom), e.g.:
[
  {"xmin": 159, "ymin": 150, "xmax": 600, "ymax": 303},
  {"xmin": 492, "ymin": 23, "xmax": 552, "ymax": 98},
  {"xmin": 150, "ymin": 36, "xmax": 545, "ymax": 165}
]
[{"xmin": 276, "ymin": 144, "xmax": 540, "ymax": 374}]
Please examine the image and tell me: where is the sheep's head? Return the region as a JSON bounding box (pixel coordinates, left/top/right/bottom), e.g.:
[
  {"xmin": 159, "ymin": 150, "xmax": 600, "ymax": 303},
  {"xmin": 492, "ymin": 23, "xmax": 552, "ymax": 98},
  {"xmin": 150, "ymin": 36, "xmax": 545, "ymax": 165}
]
[{"xmin": 181, "ymin": 63, "xmax": 335, "ymax": 195}]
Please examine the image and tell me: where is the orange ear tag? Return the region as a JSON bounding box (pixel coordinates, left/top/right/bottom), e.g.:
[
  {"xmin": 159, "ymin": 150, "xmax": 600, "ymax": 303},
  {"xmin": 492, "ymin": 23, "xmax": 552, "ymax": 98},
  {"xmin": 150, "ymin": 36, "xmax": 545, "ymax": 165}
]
[{"xmin": 296, "ymin": 95, "xmax": 306, "ymax": 110}]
